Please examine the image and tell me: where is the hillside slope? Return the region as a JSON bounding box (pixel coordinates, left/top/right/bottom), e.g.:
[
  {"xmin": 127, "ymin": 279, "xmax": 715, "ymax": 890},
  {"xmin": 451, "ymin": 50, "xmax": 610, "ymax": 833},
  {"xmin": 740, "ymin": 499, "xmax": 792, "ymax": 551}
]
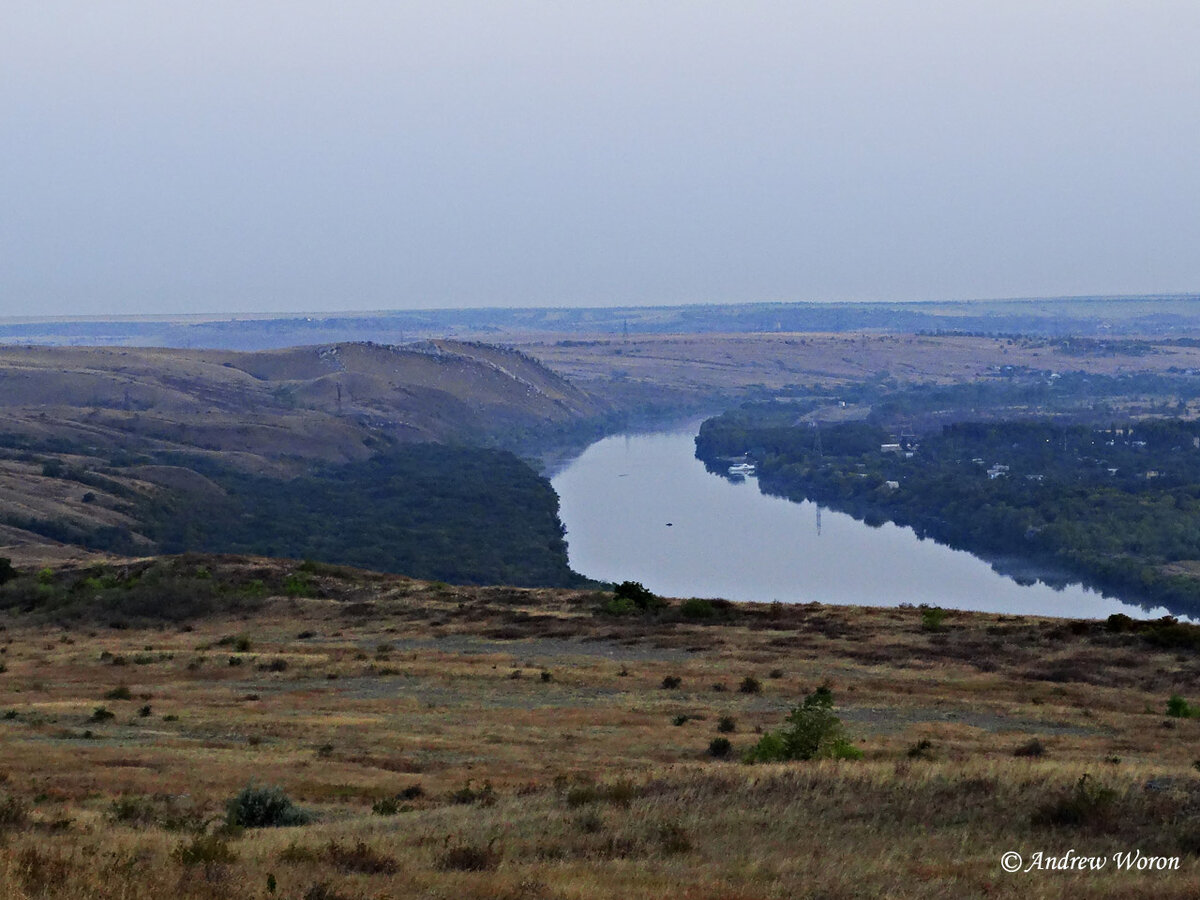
[{"xmin": 0, "ymin": 341, "xmax": 604, "ymax": 570}]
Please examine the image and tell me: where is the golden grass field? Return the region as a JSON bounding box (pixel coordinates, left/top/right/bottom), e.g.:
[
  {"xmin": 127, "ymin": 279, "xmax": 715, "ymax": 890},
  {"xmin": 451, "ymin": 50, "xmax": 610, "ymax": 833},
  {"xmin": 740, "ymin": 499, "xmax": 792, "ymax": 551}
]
[{"xmin": 1, "ymin": 556, "xmax": 1200, "ymax": 898}]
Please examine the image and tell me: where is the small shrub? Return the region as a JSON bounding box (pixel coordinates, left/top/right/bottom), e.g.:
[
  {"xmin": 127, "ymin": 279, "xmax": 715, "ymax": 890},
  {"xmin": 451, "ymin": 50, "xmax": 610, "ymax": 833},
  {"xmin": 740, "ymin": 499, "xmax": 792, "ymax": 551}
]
[
  {"xmin": 1014, "ymin": 738, "xmax": 1047, "ymax": 758},
  {"xmin": 657, "ymin": 822, "xmax": 693, "ymax": 855},
  {"xmin": 680, "ymin": 598, "xmax": 716, "ymax": 619},
  {"xmin": 708, "ymin": 737, "xmax": 733, "ymax": 758},
  {"xmin": 90, "ymin": 706, "xmax": 115, "ymax": 722},
  {"xmin": 104, "ymin": 685, "xmax": 133, "ymax": 701},
  {"xmin": 226, "ymin": 784, "xmax": 312, "ymax": 828},
  {"xmin": 661, "ymin": 675, "xmax": 682, "ymax": 690},
  {"xmin": 744, "ymin": 686, "xmax": 860, "ymax": 763},
  {"xmin": 258, "ymin": 658, "xmax": 288, "ymax": 673},
  {"xmin": 371, "ymin": 797, "xmax": 400, "ymax": 816},
  {"xmin": 738, "ymin": 676, "xmax": 762, "ymax": 694},
  {"xmin": 400, "ymin": 784, "xmax": 424, "ymax": 800},
  {"xmin": 540, "ymin": 670, "xmax": 553, "ymax": 682},
  {"xmin": 920, "ymin": 607, "xmax": 948, "ymax": 632},
  {"xmin": 768, "ymin": 668, "xmax": 785, "ymax": 679},
  {"xmin": 907, "ymin": 739, "xmax": 934, "ymax": 759},
  {"xmin": 138, "ymin": 704, "xmax": 152, "ymax": 717},
  {"xmin": 717, "ymin": 716, "xmax": 736, "ymax": 733},
  {"xmin": 672, "ymin": 714, "xmax": 691, "ymax": 726},
  {"xmin": 1167, "ymin": 694, "xmax": 1194, "ymax": 718}
]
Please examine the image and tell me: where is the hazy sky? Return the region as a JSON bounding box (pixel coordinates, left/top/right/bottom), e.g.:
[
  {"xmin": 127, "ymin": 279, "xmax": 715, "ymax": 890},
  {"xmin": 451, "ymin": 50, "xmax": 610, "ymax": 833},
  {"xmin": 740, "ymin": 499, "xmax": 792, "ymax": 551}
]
[{"xmin": 3, "ymin": 2, "xmax": 1199, "ymax": 316}]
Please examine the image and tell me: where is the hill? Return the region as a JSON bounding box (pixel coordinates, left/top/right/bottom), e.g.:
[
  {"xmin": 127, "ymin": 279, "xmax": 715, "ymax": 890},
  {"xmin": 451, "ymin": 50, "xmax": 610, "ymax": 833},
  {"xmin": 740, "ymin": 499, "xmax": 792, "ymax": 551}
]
[
  {"xmin": 0, "ymin": 341, "xmax": 605, "ymax": 577},
  {"xmin": 0, "ymin": 554, "xmax": 1198, "ymax": 898}
]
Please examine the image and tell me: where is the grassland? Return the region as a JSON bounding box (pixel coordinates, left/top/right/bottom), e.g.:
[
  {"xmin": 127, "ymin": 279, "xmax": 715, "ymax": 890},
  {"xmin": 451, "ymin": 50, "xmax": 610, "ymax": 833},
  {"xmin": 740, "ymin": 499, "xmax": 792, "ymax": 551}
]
[{"xmin": 1, "ymin": 556, "xmax": 1200, "ymax": 898}]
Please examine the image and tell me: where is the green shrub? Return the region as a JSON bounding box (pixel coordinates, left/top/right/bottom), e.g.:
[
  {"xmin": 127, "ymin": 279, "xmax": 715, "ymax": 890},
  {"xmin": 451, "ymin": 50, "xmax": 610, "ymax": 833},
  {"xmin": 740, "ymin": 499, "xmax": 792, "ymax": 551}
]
[
  {"xmin": 225, "ymin": 784, "xmax": 312, "ymax": 828},
  {"xmin": 744, "ymin": 687, "xmax": 861, "ymax": 762},
  {"xmin": 1167, "ymin": 694, "xmax": 1194, "ymax": 718},
  {"xmin": 708, "ymin": 737, "xmax": 733, "ymax": 759},
  {"xmin": 103, "ymin": 685, "xmax": 132, "ymax": 701},
  {"xmin": 602, "ymin": 581, "xmax": 665, "ymax": 615},
  {"xmin": 920, "ymin": 607, "xmax": 948, "ymax": 632},
  {"xmin": 738, "ymin": 676, "xmax": 762, "ymax": 694},
  {"xmin": 90, "ymin": 706, "xmax": 115, "ymax": 722},
  {"xmin": 680, "ymin": 598, "xmax": 716, "ymax": 619},
  {"xmin": 717, "ymin": 716, "xmax": 736, "ymax": 733}
]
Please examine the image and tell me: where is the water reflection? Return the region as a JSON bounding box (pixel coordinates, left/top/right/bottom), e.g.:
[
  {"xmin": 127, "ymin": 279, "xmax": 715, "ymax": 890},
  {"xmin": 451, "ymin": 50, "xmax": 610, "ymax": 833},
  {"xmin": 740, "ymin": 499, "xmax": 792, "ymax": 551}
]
[{"xmin": 552, "ymin": 427, "xmax": 1178, "ymax": 620}]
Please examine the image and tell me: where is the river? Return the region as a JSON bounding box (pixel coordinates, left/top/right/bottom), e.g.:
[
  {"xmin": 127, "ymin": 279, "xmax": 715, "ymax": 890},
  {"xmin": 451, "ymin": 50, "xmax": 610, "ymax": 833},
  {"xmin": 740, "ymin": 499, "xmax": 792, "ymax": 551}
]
[{"xmin": 551, "ymin": 426, "xmax": 1177, "ymax": 619}]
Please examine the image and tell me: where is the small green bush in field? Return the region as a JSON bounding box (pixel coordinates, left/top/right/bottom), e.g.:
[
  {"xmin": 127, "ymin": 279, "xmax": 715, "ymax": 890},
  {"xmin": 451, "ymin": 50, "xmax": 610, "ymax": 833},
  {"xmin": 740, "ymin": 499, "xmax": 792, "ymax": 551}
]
[
  {"xmin": 744, "ymin": 686, "xmax": 862, "ymax": 763},
  {"xmin": 1166, "ymin": 694, "xmax": 1195, "ymax": 718},
  {"xmin": 225, "ymin": 784, "xmax": 312, "ymax": 828}
]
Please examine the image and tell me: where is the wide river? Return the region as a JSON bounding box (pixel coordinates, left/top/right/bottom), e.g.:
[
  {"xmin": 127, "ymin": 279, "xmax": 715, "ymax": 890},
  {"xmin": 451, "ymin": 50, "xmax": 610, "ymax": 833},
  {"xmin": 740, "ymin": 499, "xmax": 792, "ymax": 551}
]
[{"xmin": 551, "ymin": 425, "xmax": 1176, "ymax": 619}]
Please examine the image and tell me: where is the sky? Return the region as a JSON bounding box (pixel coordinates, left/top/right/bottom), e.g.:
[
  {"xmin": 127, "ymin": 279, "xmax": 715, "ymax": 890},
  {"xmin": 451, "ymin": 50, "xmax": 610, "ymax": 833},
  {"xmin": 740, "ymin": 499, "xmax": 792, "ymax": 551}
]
[{"xmin": 2, "ymin": 2, "xmax": 1199, "ymax": 317}]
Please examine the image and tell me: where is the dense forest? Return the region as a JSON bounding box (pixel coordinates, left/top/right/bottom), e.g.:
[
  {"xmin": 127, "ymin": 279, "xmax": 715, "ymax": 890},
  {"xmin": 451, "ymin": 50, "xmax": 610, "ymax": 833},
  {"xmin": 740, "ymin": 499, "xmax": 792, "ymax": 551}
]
[
  {"xmin": 139, "ymin": 445, "xmax": 586, "ymax": 588},
  {"xmin": 696, "ymin": 404, "xmax": 1200, "ymax": 615},
  {"xmin": 0, "ymin": 434, "xmax": 586, "ymax": 588}
]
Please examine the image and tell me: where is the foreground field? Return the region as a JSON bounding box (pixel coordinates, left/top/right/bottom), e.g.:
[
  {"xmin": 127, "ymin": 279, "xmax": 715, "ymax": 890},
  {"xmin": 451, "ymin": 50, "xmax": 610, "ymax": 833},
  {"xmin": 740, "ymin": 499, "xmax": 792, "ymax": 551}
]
[{"xmin": 2, "ymin": 556, "xmax": 1200, "ymax": 898}]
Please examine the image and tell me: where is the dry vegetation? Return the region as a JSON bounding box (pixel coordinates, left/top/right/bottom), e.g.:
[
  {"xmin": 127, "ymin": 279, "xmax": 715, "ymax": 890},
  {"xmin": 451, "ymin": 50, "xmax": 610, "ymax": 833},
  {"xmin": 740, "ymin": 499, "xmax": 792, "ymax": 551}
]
[
  {"xmin": 514, "ymin": 332, "xmax": 1200, "ymax": 398},
  {"xmin": 0, "ymin": 556, "xmax": 1199, "ymax": 898}
]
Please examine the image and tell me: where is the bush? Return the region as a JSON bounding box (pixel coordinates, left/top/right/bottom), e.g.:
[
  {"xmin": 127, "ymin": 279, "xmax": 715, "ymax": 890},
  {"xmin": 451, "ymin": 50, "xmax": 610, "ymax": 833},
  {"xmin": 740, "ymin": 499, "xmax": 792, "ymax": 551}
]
[
  {"xmin": 907, "ymin": 739, "xmax": 935, "ymax": 759},
  {"xmin": 920, "ymin": 607, "xmax": 948, "ymax": 632},
  {"xmin": 661, "ymin": 675, "xmax": 682, "ymax": 689},
  {"xmin": 225, "ymin": 784, "xmax": 312, "ymax": 828},
  {"xmin": 1014, "ymin": 738, "xmax": 1047, "ymax": 758},
  {"xmin": 90, "ymin": 706, "xmax": 115, "ymax": 722},
  {"xmin": 738, "ymin": 676, "xmax": 762, "ymax": 694},
  {"xmin": 708, "ymin": 737, "xmax": 733, "ymax": 758},
  {"xmin": 605, "ymin": 581, "xmax": 665, "ymax": 614},
  {"xmin": 744, "ymin": 687, "xmax": 861, "ymax": 762},
  {"xmin": 717, "ymin": 715, "xmax": 736, "ymax": 733},
  {"xmin": 680, "ymin": 598, "xmax": 716, "ymax": 619},
  {"xmin": 1167, "ymin": 694, "xmax": 1195, "ymax": 718},
  {"xmin": 103, "ymin": 685, "xmax": 133, "ymax": 700}
]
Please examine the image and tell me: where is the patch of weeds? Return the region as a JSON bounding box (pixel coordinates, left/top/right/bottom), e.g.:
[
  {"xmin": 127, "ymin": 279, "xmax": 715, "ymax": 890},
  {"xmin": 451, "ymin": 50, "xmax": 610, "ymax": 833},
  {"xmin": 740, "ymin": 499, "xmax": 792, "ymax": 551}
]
[
  {"xmin": 436, "ymin": 837, "xmax": 501, "ymax": 872},
  {"xmin": 906, "ymin": 739, "xmax": 935, "ymax": 759},
  {"xmin": 1032, "ymin": 774, "xmax": 1118, "ymax": 830},
  {"xmin": 449, "ymin": 779, "xmax": 496, "ymax": 807},
  {"xmin": 226, "ymin": 783, "xmax": 312, "ymax": 828},
  {"xmin": 656, "ymin": 822, "xmax": 693, "ymax": 855},
  {"xmin": 564, "ymin": 779, "xmax": 640, "ymax": 808},
  {"xmin": 323, "ymin": 840, "xmax": 399, "ymax": 874},
  {"xmin": 738, "ymin": 676, "xmax": 762, "ymax": 694},
  {"xmin": 174, "ymin": 833, "xmax": 238, "ymax": 866},
  {"xmin": 0, "ymin": 792, "xmax": 29, "ymax": 829},
  {"xmin": 1014, "ymin": 738, "xmax": 1047, "ymax": 758},
  {"xmin": 14, "ymin": 846, "xmax": 71, "ymax": 894}
]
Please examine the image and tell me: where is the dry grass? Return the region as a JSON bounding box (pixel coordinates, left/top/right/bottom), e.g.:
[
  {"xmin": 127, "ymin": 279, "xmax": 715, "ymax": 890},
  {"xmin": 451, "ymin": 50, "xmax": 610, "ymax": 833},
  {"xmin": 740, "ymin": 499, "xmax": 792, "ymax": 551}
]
[{"xmin": 1, "ymin": 558, "xmax": 1200, "ymax": 897}]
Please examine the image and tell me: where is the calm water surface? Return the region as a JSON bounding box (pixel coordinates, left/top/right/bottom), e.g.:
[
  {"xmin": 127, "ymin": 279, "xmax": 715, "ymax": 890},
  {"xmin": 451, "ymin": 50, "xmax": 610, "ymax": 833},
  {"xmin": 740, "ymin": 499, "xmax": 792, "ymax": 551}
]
[{"xmin": 551, "ymin": 427, "xmax": 1176, "ymax": 619}]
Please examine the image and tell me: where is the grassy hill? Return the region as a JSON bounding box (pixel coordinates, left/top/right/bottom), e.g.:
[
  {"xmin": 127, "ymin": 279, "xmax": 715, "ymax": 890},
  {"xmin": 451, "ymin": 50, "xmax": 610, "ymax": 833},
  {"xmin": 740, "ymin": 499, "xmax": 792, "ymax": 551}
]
[
  {"xmin": 0, "ymin": 341, "xmax": 605, "ymax": 579},
  {"xmin": 0, "ymin": 555, "xmax": 1198, "ymax": 898}
]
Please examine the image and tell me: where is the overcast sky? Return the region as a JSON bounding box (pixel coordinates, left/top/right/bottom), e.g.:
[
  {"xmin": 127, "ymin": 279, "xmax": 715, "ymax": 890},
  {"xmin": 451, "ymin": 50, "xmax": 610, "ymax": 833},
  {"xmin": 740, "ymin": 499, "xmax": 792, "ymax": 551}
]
[{"xmin": 2, "ymin": 2, "xmax": 1199, "ymax": 317}]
